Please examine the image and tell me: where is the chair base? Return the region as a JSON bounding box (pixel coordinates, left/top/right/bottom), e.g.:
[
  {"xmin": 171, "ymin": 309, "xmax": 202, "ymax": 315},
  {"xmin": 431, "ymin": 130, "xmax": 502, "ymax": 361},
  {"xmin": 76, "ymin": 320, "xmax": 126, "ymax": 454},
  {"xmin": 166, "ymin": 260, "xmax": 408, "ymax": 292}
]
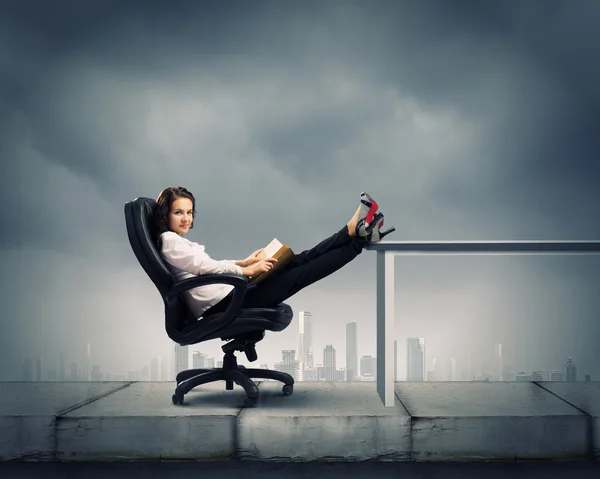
[{"xmin": 172, "ymin": 351, "xmax": 294, "ymax": 407}]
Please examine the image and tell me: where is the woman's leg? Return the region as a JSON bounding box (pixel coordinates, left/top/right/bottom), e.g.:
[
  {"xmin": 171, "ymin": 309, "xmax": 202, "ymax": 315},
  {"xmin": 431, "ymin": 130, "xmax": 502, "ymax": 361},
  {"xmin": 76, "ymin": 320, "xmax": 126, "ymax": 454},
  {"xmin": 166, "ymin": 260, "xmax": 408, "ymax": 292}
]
[
  {"xmin": 285, "ymin": 225, "xmax": 353, "ymax": 270},
  {"xmin": 241, "ymin": 229, "xmax": 365, "ymax": 308}
]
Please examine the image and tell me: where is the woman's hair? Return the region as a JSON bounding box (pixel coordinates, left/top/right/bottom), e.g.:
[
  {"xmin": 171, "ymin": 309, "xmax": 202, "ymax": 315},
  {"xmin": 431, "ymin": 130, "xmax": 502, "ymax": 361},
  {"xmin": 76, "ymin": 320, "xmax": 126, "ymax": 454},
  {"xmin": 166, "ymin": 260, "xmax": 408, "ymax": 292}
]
[{"xmin": 153, "ymin": 186, "xmax": 196, "ymax": 245}]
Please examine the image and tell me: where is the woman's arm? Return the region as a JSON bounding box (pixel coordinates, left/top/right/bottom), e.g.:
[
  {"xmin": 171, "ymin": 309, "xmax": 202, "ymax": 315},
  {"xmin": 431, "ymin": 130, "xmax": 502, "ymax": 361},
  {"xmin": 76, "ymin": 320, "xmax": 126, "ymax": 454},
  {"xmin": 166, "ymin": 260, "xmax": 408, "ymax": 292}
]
[{"xmin": 160, "ymin": 232, "xmax": 243, "ymax": 276}]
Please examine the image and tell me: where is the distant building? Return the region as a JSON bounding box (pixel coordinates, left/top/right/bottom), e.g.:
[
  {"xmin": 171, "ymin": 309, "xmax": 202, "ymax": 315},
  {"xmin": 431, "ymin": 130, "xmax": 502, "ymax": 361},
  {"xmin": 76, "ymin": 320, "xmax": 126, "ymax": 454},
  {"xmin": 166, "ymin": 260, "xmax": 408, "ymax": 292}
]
[
  {"xmin": 323, "ymin": 345, "xmax": 336, "ymax": 381},
  {"xmin": 532, "ymin": 371, "xmax": 546, "ymax": 382},
  {"xmin": 346, "ymin": 322, "xmax": 358, "ymax": 382},
  {"xmin": 274, "ymin": 350, "xmax": 300, "ymax": 381},
  {"xmin": 550, "ymin": 370, "xmax": 565, "ymax": 381},
  {"xmin": 191, "ymin": 352, "xmax": 213, "ymax": 369},
  {"xmin": 406, "ymin": 337, "xmax": 425, "ymax": 381},
  {"xmin": 301, "ymin": 368, "xmax": 319, "ymax": 381},
  {"xmin": 360, "ymin": 355, "xmax": 376, "ymax": 378},
  {"xmin": 172, "ymin": 344, "xmax": 189, "ymax": 379},
  {"xmin": 297, "ymin": 312, "xmax": 314, "ymax": 374},
  {"xmin": 428, "ymin": 358, "xmax": 437, "ymax": 381},
  {"xmin": 516, "ymin": 372, "xmax": 532, "ymax": 381},
  {"xmin": 494, "ymin": 343, "xmax": 504, "ymax": 381},
  {"xmin": 565, "ymin": 357, "xmax": 577, "ymax": 382}
]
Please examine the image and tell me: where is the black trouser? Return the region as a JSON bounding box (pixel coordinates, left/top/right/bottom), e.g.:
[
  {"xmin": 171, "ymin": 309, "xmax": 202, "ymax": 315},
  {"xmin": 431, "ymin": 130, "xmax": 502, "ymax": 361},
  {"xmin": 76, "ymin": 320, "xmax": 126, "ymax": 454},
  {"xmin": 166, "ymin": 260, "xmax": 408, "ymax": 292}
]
[{"xmin": 203, "ymin": 226, "xmax": 366, "ymax": 315}]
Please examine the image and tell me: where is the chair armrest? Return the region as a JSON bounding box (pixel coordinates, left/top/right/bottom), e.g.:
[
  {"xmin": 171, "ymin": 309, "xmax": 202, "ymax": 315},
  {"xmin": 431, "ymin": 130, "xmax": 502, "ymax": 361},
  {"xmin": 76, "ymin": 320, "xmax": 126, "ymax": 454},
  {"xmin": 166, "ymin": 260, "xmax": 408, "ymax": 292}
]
[
  {"xmin": 165, "ymin": 273, "xmax": 250, "ymax": 342},
  {"xmin": 165, "ymin": 273, "xmax": 248, "ymax": 301}
]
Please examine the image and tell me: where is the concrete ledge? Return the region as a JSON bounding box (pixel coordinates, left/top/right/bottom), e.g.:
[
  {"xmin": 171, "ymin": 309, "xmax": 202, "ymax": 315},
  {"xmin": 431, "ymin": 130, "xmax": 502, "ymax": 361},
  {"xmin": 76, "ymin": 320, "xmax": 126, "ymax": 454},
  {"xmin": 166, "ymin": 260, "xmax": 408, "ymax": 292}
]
[
  {"xmin": 396, "ymin": 382, "xmax": 589, "ymax": 461},
  {"xmin": 56, "ymin": 382, "xmax": 245, "ymax": 461},
  {"xmin": 237, "ymin": 382, "xmax": 411, "ymax": 461},
  {"xmin": 0, "ymin": 381, "xmax": 598, "ymax": 462},
  {"xmin": 535, "ymin": 382, "xmax": 600, "ymax": 460},
  {"xmin": 0, "ymin": 382, "xmax": 130, "ymax": 461}
]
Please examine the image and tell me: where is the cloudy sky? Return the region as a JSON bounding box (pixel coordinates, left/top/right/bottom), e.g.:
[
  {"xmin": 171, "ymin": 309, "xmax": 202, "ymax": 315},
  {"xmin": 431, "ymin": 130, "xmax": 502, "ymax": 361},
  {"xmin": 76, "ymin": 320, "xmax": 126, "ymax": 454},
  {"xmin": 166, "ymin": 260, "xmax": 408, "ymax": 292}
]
[{"xmin": 1, "ymin": 0, "xmax": 599, "ymax": 381}]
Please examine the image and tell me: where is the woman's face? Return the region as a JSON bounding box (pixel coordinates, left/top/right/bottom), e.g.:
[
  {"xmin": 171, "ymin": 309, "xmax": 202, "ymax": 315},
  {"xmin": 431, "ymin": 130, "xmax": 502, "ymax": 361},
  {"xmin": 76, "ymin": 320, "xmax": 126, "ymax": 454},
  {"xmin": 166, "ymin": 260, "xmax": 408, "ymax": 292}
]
[{"xmin": 168, "ymin": 197, "xmax": 194, "ymax": 236}]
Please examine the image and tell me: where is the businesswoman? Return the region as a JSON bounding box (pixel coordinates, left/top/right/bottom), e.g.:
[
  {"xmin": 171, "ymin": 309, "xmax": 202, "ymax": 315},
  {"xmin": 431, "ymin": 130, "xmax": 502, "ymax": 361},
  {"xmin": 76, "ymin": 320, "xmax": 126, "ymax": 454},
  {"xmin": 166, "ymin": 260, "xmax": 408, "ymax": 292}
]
[{"xmin": 153, "ymin": 186, "xmax": 394, "ymax": 320}]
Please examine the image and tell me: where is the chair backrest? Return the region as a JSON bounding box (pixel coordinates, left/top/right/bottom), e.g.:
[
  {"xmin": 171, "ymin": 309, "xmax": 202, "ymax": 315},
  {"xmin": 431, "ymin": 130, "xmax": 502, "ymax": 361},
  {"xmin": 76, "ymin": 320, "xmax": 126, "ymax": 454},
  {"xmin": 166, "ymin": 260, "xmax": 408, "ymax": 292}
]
[{"xmin": 124, "ymin": 197, "xmax": 195, "ymax": 337}]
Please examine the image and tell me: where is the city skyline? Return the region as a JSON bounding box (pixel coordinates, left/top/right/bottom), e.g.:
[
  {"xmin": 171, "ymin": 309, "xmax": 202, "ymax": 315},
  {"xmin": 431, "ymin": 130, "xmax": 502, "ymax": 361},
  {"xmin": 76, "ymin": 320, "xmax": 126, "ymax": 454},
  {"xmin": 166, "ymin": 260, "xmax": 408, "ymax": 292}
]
[{"xmin": 16, "ymin": 311, "xmax": 592, "ymax": 384}]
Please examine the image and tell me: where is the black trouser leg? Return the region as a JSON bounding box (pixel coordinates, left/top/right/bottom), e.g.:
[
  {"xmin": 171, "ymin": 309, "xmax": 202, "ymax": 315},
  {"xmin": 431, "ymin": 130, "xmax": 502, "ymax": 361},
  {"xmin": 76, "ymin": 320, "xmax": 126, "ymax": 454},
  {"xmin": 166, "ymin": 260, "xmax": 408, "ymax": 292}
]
[
  {"xmin": 241, "ymin": 227, "xmax": 365, "ymax": 308},
  {"xmin": 285, "ymin": 226, "xmax": 354, "ymax": 269},
  {"xmin": 204, "ymin": 226, "xmax": 365, "ymax": 315}
]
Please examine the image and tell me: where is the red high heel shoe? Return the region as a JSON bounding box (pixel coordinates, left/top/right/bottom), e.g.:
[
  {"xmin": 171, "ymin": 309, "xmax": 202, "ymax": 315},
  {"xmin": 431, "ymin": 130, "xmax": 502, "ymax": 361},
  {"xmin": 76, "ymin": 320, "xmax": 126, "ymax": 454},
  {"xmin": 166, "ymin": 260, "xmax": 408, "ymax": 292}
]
[{"xmin": 356, "ymin": 192, "xmax": 381, "ymax": 238}]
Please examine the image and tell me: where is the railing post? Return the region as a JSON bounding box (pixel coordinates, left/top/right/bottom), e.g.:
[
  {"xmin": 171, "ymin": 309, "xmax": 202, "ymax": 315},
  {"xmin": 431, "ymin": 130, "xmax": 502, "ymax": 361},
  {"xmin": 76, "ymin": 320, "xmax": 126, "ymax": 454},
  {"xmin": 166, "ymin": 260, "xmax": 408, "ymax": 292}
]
[{"xmin": 376, "ymin": 251, "xmax": 396, "ymax": 407}]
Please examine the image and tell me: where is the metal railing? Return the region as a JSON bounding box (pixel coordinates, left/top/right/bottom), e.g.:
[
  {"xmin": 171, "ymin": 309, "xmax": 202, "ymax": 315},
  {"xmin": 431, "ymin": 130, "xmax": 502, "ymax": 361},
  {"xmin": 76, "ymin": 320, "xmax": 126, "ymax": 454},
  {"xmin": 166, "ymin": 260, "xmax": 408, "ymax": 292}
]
[{"xmin": 364, "ymin": 240, "xmax": 600, "ymax": 407}]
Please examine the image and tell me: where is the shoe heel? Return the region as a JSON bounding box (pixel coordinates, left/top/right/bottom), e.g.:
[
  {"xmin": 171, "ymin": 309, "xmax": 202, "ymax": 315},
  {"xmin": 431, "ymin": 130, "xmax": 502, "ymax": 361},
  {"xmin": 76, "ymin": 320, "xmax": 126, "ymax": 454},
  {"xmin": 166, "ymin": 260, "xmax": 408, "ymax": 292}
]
[{"xmin": 379, "ymin": 226, "xmax": 396, "ymax": 240}]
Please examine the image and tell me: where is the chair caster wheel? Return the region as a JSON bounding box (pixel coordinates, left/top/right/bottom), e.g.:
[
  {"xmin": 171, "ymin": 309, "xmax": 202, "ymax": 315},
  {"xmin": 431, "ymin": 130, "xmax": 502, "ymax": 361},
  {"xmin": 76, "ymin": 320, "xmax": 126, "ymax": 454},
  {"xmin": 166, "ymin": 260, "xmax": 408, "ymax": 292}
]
[
  {"xmin": 282, "ymin": 384, "xmax": 293, "ymax": 396},
  {"xmin": 172, "ymin": 392, "xmax": 184, "ymax": 405},
  {"xmin": 244, "ymin": 397, "xmax": 257, "ymax": 407}
]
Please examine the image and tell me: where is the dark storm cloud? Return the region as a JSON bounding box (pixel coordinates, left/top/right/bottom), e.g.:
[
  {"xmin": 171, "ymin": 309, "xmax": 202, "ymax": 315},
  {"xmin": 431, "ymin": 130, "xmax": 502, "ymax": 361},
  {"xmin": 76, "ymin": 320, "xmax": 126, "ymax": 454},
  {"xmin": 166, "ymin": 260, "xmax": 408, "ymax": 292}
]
[{"xmin": 4, "ymin": 0, "xmax": 598, "ymax": 241}]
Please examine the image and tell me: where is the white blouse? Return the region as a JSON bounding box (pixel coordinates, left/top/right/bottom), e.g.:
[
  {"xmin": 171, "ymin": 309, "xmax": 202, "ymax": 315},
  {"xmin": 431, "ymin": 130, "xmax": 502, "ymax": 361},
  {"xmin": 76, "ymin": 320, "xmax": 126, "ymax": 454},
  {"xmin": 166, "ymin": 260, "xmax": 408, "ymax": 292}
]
[{"xmin": 159, "ymin": 231, "xmax": 243, "ymax": 318}]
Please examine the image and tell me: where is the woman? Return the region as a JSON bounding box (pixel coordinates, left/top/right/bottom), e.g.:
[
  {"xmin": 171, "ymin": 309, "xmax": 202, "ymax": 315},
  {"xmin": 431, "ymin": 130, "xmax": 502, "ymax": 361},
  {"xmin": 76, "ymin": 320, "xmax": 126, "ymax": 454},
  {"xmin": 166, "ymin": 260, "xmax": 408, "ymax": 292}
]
[{"xmin": 153, "ymin": 186, "xmax": 394, "ymax": 320}]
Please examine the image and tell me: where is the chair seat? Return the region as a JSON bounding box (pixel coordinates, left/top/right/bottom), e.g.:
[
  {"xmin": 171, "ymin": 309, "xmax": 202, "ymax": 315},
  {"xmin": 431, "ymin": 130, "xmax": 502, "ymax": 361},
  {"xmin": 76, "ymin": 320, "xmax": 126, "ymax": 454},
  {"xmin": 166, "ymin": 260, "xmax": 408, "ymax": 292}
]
[{"xmin": 190, "ymin": 303, "xmax": 293, "ymax": 342}]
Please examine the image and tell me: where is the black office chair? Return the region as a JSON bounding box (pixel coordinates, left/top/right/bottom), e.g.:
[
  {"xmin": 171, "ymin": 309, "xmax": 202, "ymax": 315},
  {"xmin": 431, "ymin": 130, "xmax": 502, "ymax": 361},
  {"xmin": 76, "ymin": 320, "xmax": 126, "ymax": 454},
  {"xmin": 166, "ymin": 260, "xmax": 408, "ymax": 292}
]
[{"xmin": 124, "ymin": 197, "xmax": 295, "ymax": 407}]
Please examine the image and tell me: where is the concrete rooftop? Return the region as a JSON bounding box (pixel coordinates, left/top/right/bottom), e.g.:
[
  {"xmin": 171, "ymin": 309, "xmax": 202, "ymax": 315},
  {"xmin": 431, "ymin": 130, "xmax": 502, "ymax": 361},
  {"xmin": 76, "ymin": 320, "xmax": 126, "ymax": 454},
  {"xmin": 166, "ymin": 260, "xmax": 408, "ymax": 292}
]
[{"xmin": 0, "ymin": 381, "xmax": 598, "ymax": 463}]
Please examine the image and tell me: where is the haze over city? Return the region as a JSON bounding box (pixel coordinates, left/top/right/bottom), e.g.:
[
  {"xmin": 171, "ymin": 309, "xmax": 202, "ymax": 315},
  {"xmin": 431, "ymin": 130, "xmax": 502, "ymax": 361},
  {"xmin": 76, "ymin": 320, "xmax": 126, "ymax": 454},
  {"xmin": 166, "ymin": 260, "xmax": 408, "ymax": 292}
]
[{"xmin": 1, "ymin": 0, "xmax": 599, "ymax": 382}]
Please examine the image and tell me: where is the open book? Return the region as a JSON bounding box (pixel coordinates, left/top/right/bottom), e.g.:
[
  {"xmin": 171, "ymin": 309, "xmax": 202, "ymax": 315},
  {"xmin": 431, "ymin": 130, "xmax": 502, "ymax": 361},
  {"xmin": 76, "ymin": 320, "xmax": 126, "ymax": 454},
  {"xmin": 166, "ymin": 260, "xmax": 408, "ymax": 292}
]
[{"xmin": 251, "ymin": 238, "xmax": 295, "ymax": 284}]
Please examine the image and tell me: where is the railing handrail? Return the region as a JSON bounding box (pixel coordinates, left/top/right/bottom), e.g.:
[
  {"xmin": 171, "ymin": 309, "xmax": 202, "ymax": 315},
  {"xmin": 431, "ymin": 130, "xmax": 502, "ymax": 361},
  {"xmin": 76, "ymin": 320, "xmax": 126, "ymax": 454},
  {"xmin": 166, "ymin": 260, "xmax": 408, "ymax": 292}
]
[{"xmin": 364, "ymin": 240, "xmax": 600, "ymax": 254}]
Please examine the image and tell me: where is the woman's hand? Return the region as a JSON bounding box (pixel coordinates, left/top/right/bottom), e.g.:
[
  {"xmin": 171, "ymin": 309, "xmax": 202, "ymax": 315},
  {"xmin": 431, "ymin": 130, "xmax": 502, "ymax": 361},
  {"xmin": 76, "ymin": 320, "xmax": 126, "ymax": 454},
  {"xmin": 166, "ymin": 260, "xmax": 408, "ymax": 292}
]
[
  {"xmin": 242, "ymin": 258, "xmax": 277, "ymax": 277},
  {"xmin": 240, "ymin": 248, "xmax": 265, "ymax": 267}
]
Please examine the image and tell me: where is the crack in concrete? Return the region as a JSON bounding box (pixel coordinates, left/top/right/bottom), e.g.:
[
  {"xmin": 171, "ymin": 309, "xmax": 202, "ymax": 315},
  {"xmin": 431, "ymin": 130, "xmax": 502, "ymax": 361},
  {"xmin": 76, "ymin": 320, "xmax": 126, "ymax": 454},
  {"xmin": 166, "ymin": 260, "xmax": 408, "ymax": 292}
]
[
  {"xmin": 49, "ymin": 382, "xmax": 134, "ymax": 460},
  {"xmin": 532, "ymin": 381, "xmax": 596, "ymax": 462}
]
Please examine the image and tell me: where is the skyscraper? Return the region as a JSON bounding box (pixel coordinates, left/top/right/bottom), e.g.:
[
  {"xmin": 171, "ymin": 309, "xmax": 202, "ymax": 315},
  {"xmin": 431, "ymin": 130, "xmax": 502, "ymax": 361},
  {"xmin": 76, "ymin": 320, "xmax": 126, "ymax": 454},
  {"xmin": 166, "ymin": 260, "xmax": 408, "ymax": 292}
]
[
  {"xmin": 494, "ymin": 343, "xmax": 504, "ymax": 381},
  {"xmin": 406, "ymin": 337, "xmax": 425, "ymax": 381},
  {"xmin": 345, "ymin": 322, "xmax": 358, "ymax": 381},
  {"xmin": 171, "ymin": 344, "xmax": 189, "ymax": 380},
  {"xmin": 297, "ymin": 311, "xmax": 313, "ymax": 371},
  {"xmin": 428, "ymin": 357, "xmax": 437, "ymax": 381},
  {"xmin": 565, "ymin": 357, "xmax": 577, "ymax": 381},
  {"xmin": 323, "ymin": 345, "xmax": 336, "ymax": 381},
  {"xmin": 84, "ymin": 343, "xmax": 92, "ymax": 381}
]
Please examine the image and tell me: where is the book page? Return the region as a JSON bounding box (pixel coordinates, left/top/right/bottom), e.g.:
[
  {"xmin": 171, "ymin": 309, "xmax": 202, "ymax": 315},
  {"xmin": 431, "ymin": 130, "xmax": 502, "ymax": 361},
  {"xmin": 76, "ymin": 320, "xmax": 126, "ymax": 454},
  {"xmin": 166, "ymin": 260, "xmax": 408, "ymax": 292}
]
[{"xmin": 262, "ymin": 238, "xmax": 283, "ymax": 258}]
